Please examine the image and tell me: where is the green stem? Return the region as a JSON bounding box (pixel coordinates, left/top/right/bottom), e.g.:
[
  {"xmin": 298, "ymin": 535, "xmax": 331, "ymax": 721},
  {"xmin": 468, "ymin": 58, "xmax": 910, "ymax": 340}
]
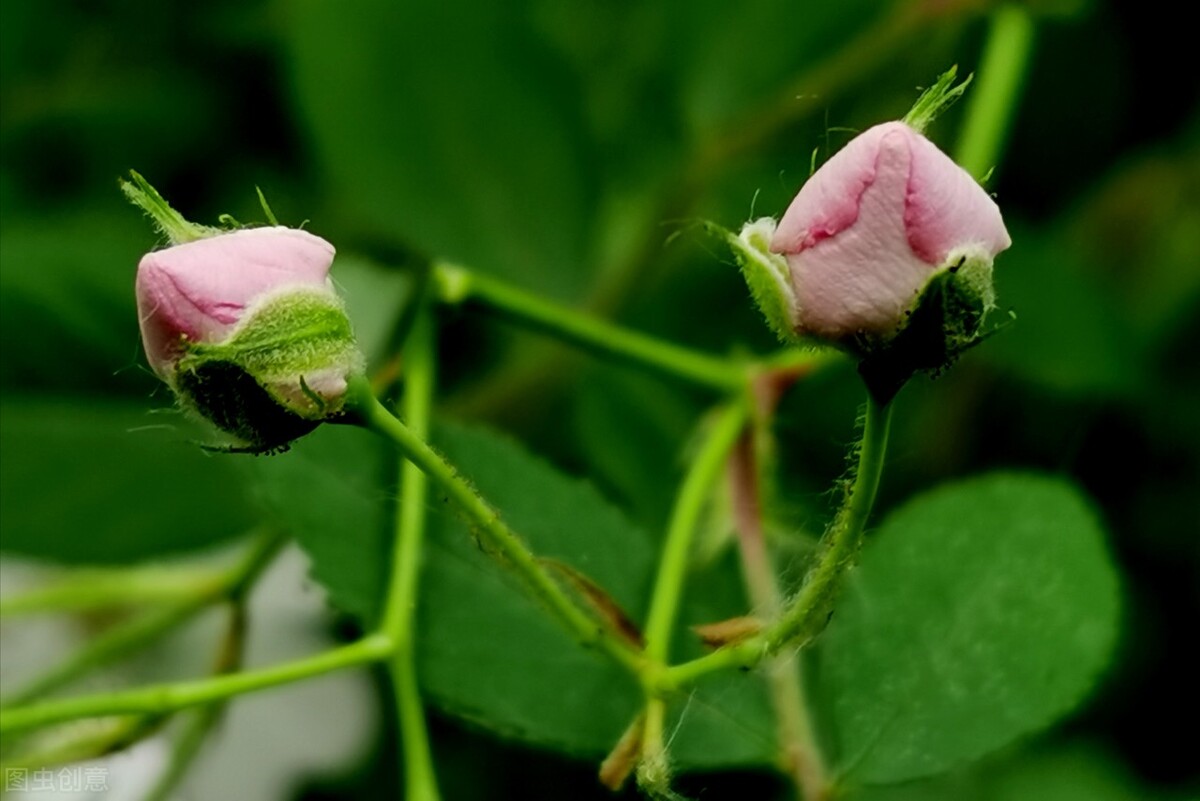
[
  {"xmin": 660, "ymin": 395, "xmax": 893, "ymax": 689},
  {"xmin": 142, "ymin": 600, "xmax": 249, "ymax": 801},
  {"xmin": 767, "ymin": 396, "xmax": 891, "ymax": 650},
  {"xmin": 642, "ymin": 400, "xmax": 751, "ymax": 665},
  {"xmin": 143, "ymin": 705, "xmax": 223, "ymax": 801},
  {"xmin": 635, "ymin": 399, "xmax": 748, "ymax": 789},
  {"xmin": 0, "ymin": 635, "xmax": 393, "ymax": 736},
  {"xmin": 382, "ymin": 307, "xmax": 442, "ymax": 801},
  {"xmin": 728, "ymin": 428, "xmax": 827, "ymax": 800},
  {"xmin": 637, "ymin": 698, "xmax": 671, "ymax": 793},
  {"xmin": 954, "ymin": 4, "xmax": 1036, "ymax": 180},
  {"xmin": 2, "ymin": 531, "xmax": 285, "ymax": 708},
  {"xmin": 433, "ymin": 263, "xmax": 745, "ymax": 393},
  {"xmin": 0, "ymin": 567, "xmax": 226, "ymax": 617},
  {"xmin": 0, "ymin": 716, "xmax": 163, "ymax": 773},
  {"xmin": 346, "ymin": 377, "xmax": 646, "ymax": 676},
  {"xmin": 3, "ymin": 603, "xmax": 209, "ymax": 708}
]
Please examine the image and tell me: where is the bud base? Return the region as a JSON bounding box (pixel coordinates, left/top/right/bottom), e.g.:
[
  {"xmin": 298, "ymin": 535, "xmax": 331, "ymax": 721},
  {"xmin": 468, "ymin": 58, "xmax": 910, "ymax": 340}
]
[
  {"xmin": 175, "ymin": 360, "xmax": 320, "ymax": 453},
  {"xmin": 170, "ymin": 287, "xmax": 363, "ymax": 451},
  {"xmin": 858, "ymin": 253, "xmax": 995, "ymax": 404}
]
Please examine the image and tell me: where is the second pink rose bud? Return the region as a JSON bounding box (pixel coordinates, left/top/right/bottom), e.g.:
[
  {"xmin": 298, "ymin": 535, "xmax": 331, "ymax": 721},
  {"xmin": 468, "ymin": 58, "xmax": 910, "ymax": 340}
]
[{"xmin": 739, "ymin": 120, "xmax": 1010, "ymax": 350}]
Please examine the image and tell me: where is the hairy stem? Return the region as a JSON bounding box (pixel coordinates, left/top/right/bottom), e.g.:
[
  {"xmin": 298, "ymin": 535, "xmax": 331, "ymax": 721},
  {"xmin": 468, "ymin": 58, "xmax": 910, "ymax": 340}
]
[
  {"xmin": 346, "ymin": 377, "xmax": 646, "ymax": 676},
  {"xmin": 767, "ymin": 396, "xmax": 891, "ymax": 650},
  {"xmin": 637, "ymin": 698, "xmax": 671, "ymax": 794},
  {"xmin": 434, "ymin": 263, "xmax": 745, "ymax": 393},
  {"xmin": 660, "ymin": 394, "xmax": 893, "ymax": 689}
]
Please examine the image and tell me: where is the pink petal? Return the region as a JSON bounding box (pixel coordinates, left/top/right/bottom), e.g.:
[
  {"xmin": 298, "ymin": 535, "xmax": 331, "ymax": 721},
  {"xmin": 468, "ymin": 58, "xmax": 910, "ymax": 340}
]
[
  {"xmin": 771, "ymin": 123, "xmax": 898, "ymax": 255},
  {"xmin": 780, "ymin": 125, "xmax": 931, "ymax": 338},
  {"xmin": 136, "ymin": 227, "xmax": 336, "ymax": 374},
  {"xmin": 904, "ymin": 133, "xmax": 1011, "ymax": 263},
  {"xmin": 768, "ymin": 121, "xmax": 1011, "ymax": 341}
]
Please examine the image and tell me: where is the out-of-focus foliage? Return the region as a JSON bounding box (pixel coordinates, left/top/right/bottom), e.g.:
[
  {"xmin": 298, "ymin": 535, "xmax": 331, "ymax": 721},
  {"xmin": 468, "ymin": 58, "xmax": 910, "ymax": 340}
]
[{"xmin": 1, "ymin": 0, "xmax": 1197, "ymax": 798}]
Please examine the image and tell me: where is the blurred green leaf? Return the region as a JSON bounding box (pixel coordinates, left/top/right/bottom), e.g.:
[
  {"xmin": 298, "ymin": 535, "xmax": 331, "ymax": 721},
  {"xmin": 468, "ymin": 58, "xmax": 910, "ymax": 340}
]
[
  {"xmin": 980, "ymin": 745, "xmax": 1148, "ymax": 801},
  {"xmin": 984, "ymin": 227, "xmax": 1144, "ymax": 396},
  {"xmin": 330, "ymin": 254, "xmax": 412, "ymax": 366},
  {"xmin": 1065, "ymin": 141, "xmax": 1200, "ymax": 349},
  {"xmin": 670, "ymin": 0, "xmax": 886, "ymax": 138},
  {"xmin": 572, "ymin": 364, "xmax": 698, "ymax": 528},
  {"xmin": 0, "ymin": 213, "xmax": 154, "ymax": 396},
  {"xmin": 853, "ymin": 741, "xmax": 1148, "ymax": 801},
  {"xmin": 814, "ymin": 473, "xmax": 1120, "ymax": 784},
  {"xmin": 0, "ymin": 399, "xmax": 255, "ymax": 563},
  {"xmin": 285, "ymin": 0, "xmax": 595, "ymax": 299}
]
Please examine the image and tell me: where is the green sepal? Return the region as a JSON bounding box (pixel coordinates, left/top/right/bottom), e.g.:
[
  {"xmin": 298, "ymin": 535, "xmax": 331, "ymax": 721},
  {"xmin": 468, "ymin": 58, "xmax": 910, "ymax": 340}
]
[
  {"xmin": 119, "ymin": 170, "xmax": 223, "ymax": 245},
  {"xmin": 858, "ymin": 251, "xmax": 998, "ymax": 404},
  {"xmin": 903, "ymin": 66, "xmax": 973, "ymax": 135},
  {"xmin": 174, "ymin": 288, "xmax": 363, "ymax": 451},
  {"xmin": 174, "ymin": 360, "xmax": 320, "ymax": 453},
  {"xmin": 707, "ymin": 219, "xmax": 800, "ymax": 344}
]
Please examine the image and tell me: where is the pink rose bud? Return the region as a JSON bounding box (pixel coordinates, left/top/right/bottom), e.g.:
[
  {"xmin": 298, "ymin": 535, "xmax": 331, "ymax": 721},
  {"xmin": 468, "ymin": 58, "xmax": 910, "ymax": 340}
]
[
  {"xmin": 124, "ymin": 173, "xmax": 362, "ymax": 452},
  {"xmin": 769, "ymin": 121, "xmax": 1011, "ymax": 344},
  {"xmin": 136, "ymin": 227, "xmax": 337, "ymax": 376}
]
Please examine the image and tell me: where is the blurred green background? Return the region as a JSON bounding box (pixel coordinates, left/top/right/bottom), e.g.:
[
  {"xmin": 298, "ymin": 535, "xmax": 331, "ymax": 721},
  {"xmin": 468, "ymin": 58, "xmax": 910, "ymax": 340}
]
[{"xmin": 1, "ymin": 0, "xmax": 1197, "ymax": 799}]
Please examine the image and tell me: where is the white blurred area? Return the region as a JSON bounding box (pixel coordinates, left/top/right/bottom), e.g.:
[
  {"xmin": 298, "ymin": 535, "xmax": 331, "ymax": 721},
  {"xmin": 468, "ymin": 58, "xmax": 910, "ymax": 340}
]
[{"xmin": 1, "ymin": 544, "xmax": 379, "ymax": 800}]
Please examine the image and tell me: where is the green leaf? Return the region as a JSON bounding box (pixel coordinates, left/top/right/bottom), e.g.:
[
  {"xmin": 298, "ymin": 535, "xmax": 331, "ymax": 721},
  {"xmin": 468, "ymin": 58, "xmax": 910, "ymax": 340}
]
[
  {"xmin": 669, "ymin": 549, "xmax": 779, "ymax": 767},
  {"xmin": 248, "ymin": 423, "xmax": 390, "ymax": 623},
  {"xmin": 251, "ymin": 420, "xmax": 649, "ymax": 754},
  {"xmin": 329, "ymin": 255, "xmax": 412, "ymax": 366},
  {"xmin": 985, "ymin": 228, "xmax": 1144, "ymax": 396},
  {"xmin": 0, "ymin": 212, "xmax": 156, "ymax": 396},
  {"xmin": 285, "ymin": 0, "xmax": 595, "ymax": 300},
  {"xmin": 252, "ymin": 418, "xmax": 780, "ymax": 766},
  {"xmin": 416, "ymin": 422, "xmax": 653, "ymax": 754},
  {"xmin": 813, "ymin": 473, "xmax": 1120, "ymax": 784},
  {"xmin": 852, "ymin": 741, "xmax": 1148, "ymax": 801},
  {"xmin": 0, "ymin": 399, "xmax": 255, "ymax": 563},
  {"xmin": 572, "ymin": 364, "xmax": 700, "ymax": 529},
  {"xmin": 979, "ymin": 745, "xmax": 1148, "ymax": 801},
  {"xmin": 670, "ymin": 0, "xmax": 887, "ymax": 137}
]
